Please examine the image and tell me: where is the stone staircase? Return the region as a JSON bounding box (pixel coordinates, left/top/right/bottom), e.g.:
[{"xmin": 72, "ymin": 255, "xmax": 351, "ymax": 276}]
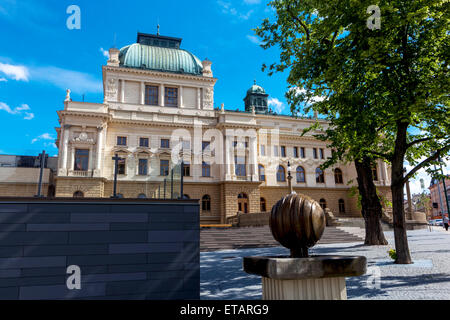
[{"xmin": 200, "ymin": 226, "xmax": 364, "ymax": 252}]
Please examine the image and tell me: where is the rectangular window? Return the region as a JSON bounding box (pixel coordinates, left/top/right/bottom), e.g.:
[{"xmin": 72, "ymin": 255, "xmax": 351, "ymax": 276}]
[
  {"xmin": 117, "ymin": 136, "xmax": 127, "ymax": 146},
  {"xmin": 117, "ymin": 158, "xmax": 126, "ymax": 175},
  {"xmin": 202, "ymin": 162, "xmax": 211, "ymax": 177},
  {"xmin": 74, "ymin": 149, "xmax": 89, "ymax": 171},
  {"xmin": 281, "ymin": 146, "xmax": 286, "ymax": 158},
  {"xmin": 161, "ymin": 139, "xmax": 170, "ymax": 149},
  {"xmin": 320, "ymin": 148, "xmax": 325, "ymax": 159},
  {"xmin": 294, "ymin": 147, "xmax": 299, "ymax": 158},
  {"xmin": 260, "ymin": 145, "xmax": 266, "ymax": 156},
  {"xmin": 145, "ymin": 85, "xmax": 159, "ymax": 106},
  {"xmin": 313, "ymin": 148, "xmax": 318, "ymax": 159},
  {"xmin": 139, "ymin": 138, "xmax": 149, "ymax": 148},
  {"xmin": 235, "ymin": 156, "xmax": 246, "ymax": 177},
  {"xmin": 138, "ymin": 159, "xmax": 148, "ymax": 175},
  {"xmin": 183, "ymin": 162, "xmax": 191, "ymax": 177},
  {"xmin": 165, "ymin": 87, "xmax": 178, "ymax": 107},
  {"xmin": 160, "ymin": 160, "xmax": 169, "ymax": 176},
  {"xmin": 301, "ymin": 147, "xmax": 306, "ymax": 158},
  {"xmin": 274, "ymin": 146, "xmax": 279, "ymax": 157}
]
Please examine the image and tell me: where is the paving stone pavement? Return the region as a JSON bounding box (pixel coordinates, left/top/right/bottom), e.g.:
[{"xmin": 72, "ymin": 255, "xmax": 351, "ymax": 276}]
[
  {"xmin": 200, "ymin": 226, "xmax": 363, "ymax": 252},
  {"xmin": 200, "ymin": 228, "xmax": 450, "ymax": 300}
]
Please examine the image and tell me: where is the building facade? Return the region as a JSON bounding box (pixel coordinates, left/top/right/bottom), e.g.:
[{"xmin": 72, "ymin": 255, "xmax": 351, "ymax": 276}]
[
  {"xmin": 429, "ymin": 176, "xmax": 450, "ymax": 218},
  {"xmin": 0, "ymin": 154, "xmax": 58, "ymax": 197},
  {"xmin": 54, "ymin": 32, "xmax": 392, "ymax": 224}
]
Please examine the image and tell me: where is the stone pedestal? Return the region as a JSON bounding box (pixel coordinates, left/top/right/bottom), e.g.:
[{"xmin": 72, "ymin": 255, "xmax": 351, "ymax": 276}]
[
  {"xmin": 262, "ymin": 277, "xmax": 347, "ymax": 300},
  {"xmin": 244, "ymin": 255, "xmax": 366, "ymax": 301}
]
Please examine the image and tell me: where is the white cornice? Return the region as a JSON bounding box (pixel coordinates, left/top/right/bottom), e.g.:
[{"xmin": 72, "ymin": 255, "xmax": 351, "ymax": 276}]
[{"xmin": 102, "ymin": 65, "xmax": 217, "ymax": 84}]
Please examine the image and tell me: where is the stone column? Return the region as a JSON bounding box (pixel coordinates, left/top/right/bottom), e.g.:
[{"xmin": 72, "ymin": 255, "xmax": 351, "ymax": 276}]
[
  {"xmin": 120, "ymin": 80, "xmax": 125, "ymax": 103},
  {"xmin": 250, "ymin": 136, "xmax": 258, "ymax": 181},
  {"xmin": 383, "ymin": 162, "xmax": 389, "ymax": 185},
  {"xmin": 224, "ymin": 132, "xmax": 233, "ymax": 181},
  {"xmin": 94, "ymin": 126, "xmax": 104, "ymax": 177},
  {"xmin": 179, "ymin": 86, "xmax": 183, "ymax": 108},
  {"xmin": 59, "ymin": 125, "xmax": 71, "ymax": 176},
  {"xmin": 160, "ymin": 84, "xmax": 165, "ymax": 107},
  {"xmin": 69, "ymin": 146, "xmax": 75, "ymax": 173},
  {"xmin": 140, "ymin": 82, "xmax": 145, "ymax": 105},
  {"xmin": 197, "ymin": 88, "xmax": 201, "ymax": 110}
]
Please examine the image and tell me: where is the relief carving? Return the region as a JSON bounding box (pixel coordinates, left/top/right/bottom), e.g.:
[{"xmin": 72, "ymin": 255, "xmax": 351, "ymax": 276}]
[
  {"xmin": 105, "ymin": 78, "xmax": 118, "ymax": 101},
  {"xmin": 204, "ymin": 87, "xmax": 214, "ymax": 108}
]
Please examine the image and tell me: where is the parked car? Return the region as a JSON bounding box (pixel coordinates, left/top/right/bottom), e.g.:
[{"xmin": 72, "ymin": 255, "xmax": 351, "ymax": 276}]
[{"xmin": 429, "ymin": 219, "xmax": 443, "ymax": 226}]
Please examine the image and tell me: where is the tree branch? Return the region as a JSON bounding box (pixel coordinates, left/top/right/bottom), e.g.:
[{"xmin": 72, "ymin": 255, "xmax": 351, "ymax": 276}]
[
  {"xmin": 286, "ymin": 5, "xmax": 310, "ymax": 41},
  {"xmin": 403, "ymin": 144, "xmax": 450, "ymax": 184},
  {"xmin": 365, "ymin": 150, "xmax": 393, "ymax": 162},
  {"xmin": 406, "ymin": 136, "xmax": 445, "ymax": 149}
]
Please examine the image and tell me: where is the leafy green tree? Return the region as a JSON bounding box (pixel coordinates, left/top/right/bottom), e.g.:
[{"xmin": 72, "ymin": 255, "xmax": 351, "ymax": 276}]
[{"xmin": 256, "ymin": 0, "xmax": 449, "ymax": 263}]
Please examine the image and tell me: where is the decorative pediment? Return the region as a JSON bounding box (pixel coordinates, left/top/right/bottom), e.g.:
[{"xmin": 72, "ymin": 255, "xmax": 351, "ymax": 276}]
[
  {"xmin": 134, "ymin": 148, "xmax": 153, "ymax": 157},
  {"xmin": 112, "ymin": 146, "xmax": 132, "ymax": 154},
  {"xmin": 71, "ymin": 132, "xmax": 95, "ymax": 145}
]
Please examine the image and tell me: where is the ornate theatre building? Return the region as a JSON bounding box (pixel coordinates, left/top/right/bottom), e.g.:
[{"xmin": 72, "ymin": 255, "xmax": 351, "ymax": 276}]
[{"xmin": 54, "ymin": 32, "xmax": 392, "ymax": 224}]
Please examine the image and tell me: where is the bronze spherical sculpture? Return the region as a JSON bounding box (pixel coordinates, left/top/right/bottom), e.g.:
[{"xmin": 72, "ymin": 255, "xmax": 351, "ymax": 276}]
[{"xmin": 270, "ymin": 193, "xmax": 326, "ymax": 258}]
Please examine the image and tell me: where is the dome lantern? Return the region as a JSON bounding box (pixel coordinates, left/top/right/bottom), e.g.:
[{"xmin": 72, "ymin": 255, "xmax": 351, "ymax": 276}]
[{"xmin": 244, "ymin": 80, "xmax": 269, "ymax": 114}]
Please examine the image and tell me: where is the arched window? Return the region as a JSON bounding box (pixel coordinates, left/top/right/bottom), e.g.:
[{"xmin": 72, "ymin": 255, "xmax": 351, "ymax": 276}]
[
  {"xmin": 259, "ymin": 164, "xmax": 266, "ymax": 182},
  {"xmin": 319, "ymin": 198, "xmax": 327, "ymax": 210},
  {"xmin": 339, "ymin": 199, "xmax": 346, "ymax": 213},
  {"xmin": 260, "ymin": 198, "xmax": 267, "ymax": 212},
  {"xmin": 316, "ymin": 168, "xmax": 325, "ymax": 183},
  {"xmin": 277, "ymin": 165, "xmax": 286, "ymax": 182},
  {"xmin": 334, "ymin": 168, "xmax": 344, "ymax": 184},
  {"xmin": 202, "ymin": 195, "xmax": 211, "ymax": 212},
  {"xmin": 137, "ymin": 194, "xmax": 147, "ymax": 199},
  {"xmin": 296, "ymin": 166, "xmax": 306, "ymax": 183},
  {"xmin": 117, "ymin": 193, "xmax": 124, "ymax": 199},
  {"xmin": 73, "ymin": 191, "xmax": 84, "ymax": 198},
  {"xmin": 183, "ymin": 194, "xmax": 190, "ymax": 199}
]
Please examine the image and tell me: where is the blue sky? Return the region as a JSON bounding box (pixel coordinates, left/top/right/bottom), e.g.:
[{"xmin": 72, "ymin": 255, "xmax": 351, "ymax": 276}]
[
  {"xmin": 0, "ymin": 0, "xmax": 290, "ymax": 157},
  {"xmin": 0, "ymin": 0, "xmax": 447, "ymax": 194}
]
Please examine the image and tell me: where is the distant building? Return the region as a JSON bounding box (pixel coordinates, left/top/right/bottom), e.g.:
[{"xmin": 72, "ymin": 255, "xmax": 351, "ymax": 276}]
[
  {"xmin": 0, "ymin": 154, "xmax": 58, "ymax": 197},
  {"xmin": 429, "ymin": 176, "xmax": 450, "ymax": 218}
]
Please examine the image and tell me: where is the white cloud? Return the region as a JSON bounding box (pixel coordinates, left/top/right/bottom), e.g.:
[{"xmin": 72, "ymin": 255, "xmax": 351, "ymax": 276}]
[
  {"xmin": 247, "ymin": 35, "xmax": 262, "ymax": 45},
  {"xmin": 32, "ymin": 133, "xmax": 54, "ymax": 144},
  {"xmin": 217, "ymin": 0, "xmax": 254, "ymax": 20},
  {"xmin": 15, "ymin": 104, "xmax": 30, "ymax": 111},
  {"xmin": 0, "ymin": 77, "xmax": 7, "ymax": 82},
  {"xmin": 24, "ymin": 112, "xmax": 35, "ymax": 120},
  {"xmin": 44, "ymin": 142, "xmax": 57, "ymax": 149},
  {"xmin": 268, "ymin": 98, "xmax": 285, "ymax": 114},
  {"xmin": 0, "ymin": 62, "xmax": 29, "ymax": 81},
  {"xmin": 290, "ymin": 87, "xmax": 326, "ymax": 104},
  {"xmin": 239, "ymin": 10, "xmax": 254, "ymax": 20},
  {"xmin": 100, "ymin": 47, "xmax": 109, "ymax": 59},
  {"xmin": 0, "ymin": 102, "xmax": 34, "ymax": 120},
  {"xmin": 29, "ymin": 66, "xmax": 102, "ymax": 94},
  {"xmin": 0, "ymin": 58, "xmax": 102, "ymax": 94}
]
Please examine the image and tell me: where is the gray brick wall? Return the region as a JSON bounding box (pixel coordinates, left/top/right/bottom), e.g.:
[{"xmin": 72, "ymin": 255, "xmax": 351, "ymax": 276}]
[{"xmin": 0, "ymin": 199, "xmax": 200, "ymax": 300}]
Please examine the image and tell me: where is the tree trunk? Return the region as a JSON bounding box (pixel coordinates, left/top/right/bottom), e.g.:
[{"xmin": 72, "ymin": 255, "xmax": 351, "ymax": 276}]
[
  {"xmin": 355, "ymin": 157, "xmax": 388, "ymax": 245},
  {"xmin": 391, "ymin": 122, "xmax": 413, "ymax": 264}
]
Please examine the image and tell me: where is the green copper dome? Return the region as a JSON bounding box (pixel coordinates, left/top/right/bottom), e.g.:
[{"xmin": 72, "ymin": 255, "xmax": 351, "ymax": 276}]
[
  {"xmin": 247, "ymin": 82, "xmax": 266, "ymax": 94},
  {"xmin": 119, "ymin": 33, "xmax": 204, "ymax": 75}
]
